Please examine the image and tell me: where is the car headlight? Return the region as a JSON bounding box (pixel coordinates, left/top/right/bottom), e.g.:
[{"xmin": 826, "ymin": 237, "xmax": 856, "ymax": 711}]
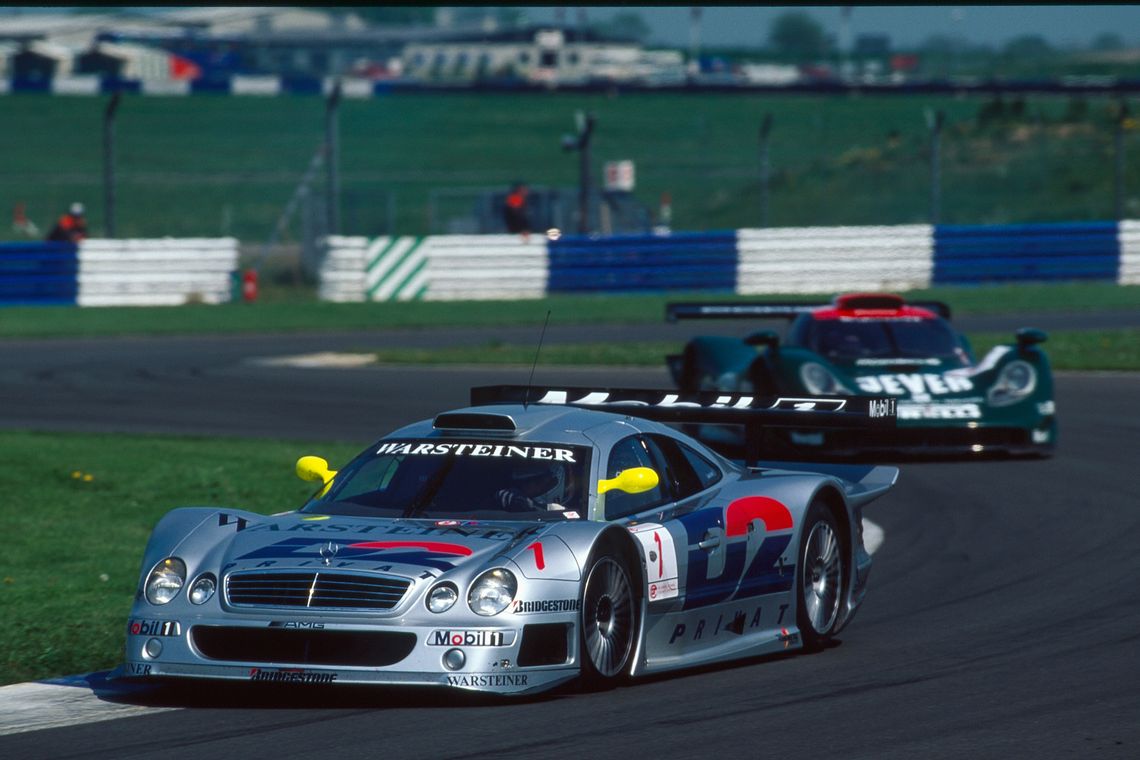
[
  {"xmin": 188, "ymin": 573, "xmax": 217, "ymax": 605},
  {"xmin": 467, "ymin": 568, "xmax": 517, "ymax": 616},
  {"xmin": 144, "ymin": 557, "xmax": 186, "ymax": 605},
  {"xmin": 800, "ymin": 362, "xmax": 847, "ymax": 395},
  {"xmin": 426, "ymin": 582, "xmax": 459, "ymax": 613},
  {"xmin": 988, "ymin": 360, "xmax": 1037, "ymax": 407}
]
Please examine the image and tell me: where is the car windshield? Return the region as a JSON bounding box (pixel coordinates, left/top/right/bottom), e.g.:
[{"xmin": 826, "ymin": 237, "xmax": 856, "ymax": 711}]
[
  {"xmin": 806, "ymin": 318, "xmax": 966, "ymax": 363},
  {"xmin": 301, "ymin": 439, "xmax": 592, "ymax": 521}
]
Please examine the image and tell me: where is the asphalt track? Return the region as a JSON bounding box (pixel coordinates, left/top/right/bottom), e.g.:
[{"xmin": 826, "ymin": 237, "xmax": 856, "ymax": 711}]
[{"xmin": 2, "ymin": 319, "xmax": 1139, "ymax": 759}]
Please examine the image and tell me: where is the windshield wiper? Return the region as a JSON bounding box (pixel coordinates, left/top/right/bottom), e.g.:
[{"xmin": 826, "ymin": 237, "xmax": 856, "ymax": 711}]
[{"xmin": 402, "ymin": 457, "xmax": 456, "ymax": 519}]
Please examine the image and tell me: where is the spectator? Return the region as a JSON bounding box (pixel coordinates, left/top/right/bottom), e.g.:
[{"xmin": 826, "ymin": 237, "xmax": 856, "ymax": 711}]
[
  {"xmin": 11, "ymin": 202, "xmax": 40, "ymax": 237},
  {"xmin": 46, "ymin": 202, "xmax": 88, "ymax": 243},
  {"xmin": 502, "ymin": 182, "xmax": 530, "ymax": 234}
]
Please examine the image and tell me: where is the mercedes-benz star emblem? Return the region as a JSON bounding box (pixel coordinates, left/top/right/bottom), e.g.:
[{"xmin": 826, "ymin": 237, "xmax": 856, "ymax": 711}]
[{"xmin": 319, "ymin": 541, "xmax": 340, "ymax": 566}]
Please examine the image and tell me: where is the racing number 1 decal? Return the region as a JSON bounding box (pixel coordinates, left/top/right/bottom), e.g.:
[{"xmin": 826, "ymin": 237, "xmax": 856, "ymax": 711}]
[
  {"xmin": 629, "ymin": 523, "xmax": 679, "ymax": 601},
  {"xmin": 526, "ymin": 542, "xmax": 546, "ymax": 571}
]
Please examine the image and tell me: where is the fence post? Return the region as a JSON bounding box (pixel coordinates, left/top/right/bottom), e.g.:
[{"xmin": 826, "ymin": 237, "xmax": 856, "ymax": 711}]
[
  {"xmin": 1115, "ymin": 100, "xmax": 1129, "ymax": 220},
  {"xmin": 758, "ymin": 113, "xmax": 773, "ymax": 227},
  {"xmin": 562, "ymin": 111, "xmax": 596, "ymax": 234},
  {"xmin": 103, "ymin": 91, "xmax": 121, "ymax": 237},
  {"xmin": 325, "ymin": 80, "xmax": 342, "ymax": 236},
  {"xmin": 926, "ymin": 108, "xmax": 945, "ymax": 224}
]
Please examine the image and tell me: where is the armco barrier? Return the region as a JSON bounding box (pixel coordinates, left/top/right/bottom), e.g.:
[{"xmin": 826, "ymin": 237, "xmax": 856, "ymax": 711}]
[
  {"xmin": 933, "ymin": 222, "xmax": 1120, "ymax": 284},
  {"xmin": 9, "ymin": 222, "xmax": 1131, "ymax": 309},
  {"xmin": 318, "ymin": 235, "xmax": 546, "ymax": 301},
  {"xmin": 319, "ymin": 235, "xmax": 429, "ymax": 302},
  {"xmin": 0, "ymin": 242, "xmax": 79, "ymax": 305},
  {"xmin": 1, "ymin": 239, "xmax": 238, "ymax": 307},
  {"xmin": 317, "ymin": 222, "xmax": 1138, "ymax": 301},
  {"xmin": 548, "ymin": 232, "xmax": 736, "ymax": 292},
  {"xmin": 425, "ymin": 235, "xmax": 547, "ymax": 300},
  {"xmin": 737, "ymin": 225, "xmax": 934, "ymax": 294},
  {"xmin": 1117, "ymin": 221, "xmax": 1140, "ymax": 285},
  {"xmin": 78, "ymin": 238, "xmax": 239, "ymax": 306}
]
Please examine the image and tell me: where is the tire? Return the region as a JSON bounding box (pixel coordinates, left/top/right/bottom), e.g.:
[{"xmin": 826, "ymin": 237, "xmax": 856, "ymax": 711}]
[
  {"xmin": 796, "ymin": 500, "xmax": 847, "ymax": 651},
  {"xmin": 579, "ymin": 552, "xmax": 637, "ymax": 688}
]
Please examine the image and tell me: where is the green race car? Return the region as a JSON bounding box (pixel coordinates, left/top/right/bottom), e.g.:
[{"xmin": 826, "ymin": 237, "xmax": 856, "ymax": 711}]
[{"xmin": 666, "ymin": 293, "xmax": 1056, "ymax": 458}]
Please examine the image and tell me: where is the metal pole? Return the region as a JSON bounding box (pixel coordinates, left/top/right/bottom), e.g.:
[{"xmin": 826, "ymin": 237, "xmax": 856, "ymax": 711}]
[
  {"xmin": 325, "ymin": 80, "xmax": 342, "ymax": 236},
  {"xmin": 1115, "ymin": 101, "xmax": 1128, "ymax": 220},
  {"xmin": 926, "ymin": 108, "xmax": 944, "ymax": 224},
  {"xmin": 577, "ymin": 113, "xmax": 595, "ymax": 234},
  {"xmin": 103, "ymin": 91, "xmax": 121, "ymax": 237},
  {"xmin": 688, "ymin": 7, "xmax": 702, "ymax": 80},
  {"xmin": 759, "ymin": 114, "xmax": 773, "ymax": 228},
  {"xmin": 579, "ymin": 137, "xmax": 589, "ymax": 235}
]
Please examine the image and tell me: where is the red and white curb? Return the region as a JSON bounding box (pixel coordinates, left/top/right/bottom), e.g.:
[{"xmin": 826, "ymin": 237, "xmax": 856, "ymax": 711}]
[{"xmin": 0, "ymin": 520, "xmax": 883, "ymax": 736}]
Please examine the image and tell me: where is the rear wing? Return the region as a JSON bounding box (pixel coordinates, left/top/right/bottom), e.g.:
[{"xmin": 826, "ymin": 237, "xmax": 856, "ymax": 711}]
[
  {"xmin": 666, "ymin": 300, "xmax": 953, "ymax": 322},
  {"xmin": 908, "ymin": 301, "xmax": 952, "ymax": 320},
  {"xmin": 666, "ymin": 302, "xmax": 819, "ymax": 323},
  {"xmin": 470, "ymin": 385, "xmax": 897, "ymax": 466}
]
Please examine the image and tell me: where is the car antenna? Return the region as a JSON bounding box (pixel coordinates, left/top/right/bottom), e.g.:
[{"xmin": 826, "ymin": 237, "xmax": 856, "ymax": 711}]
[{"xmin": 525, "ymin": 310, "xmax": 552, "ymax": 410}]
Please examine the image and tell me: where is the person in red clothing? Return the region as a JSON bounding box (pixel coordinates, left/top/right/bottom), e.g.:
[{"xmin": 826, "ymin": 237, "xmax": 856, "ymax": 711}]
[
  {"xmin": 502, "ymin": 182, "xmax": 530, "ymax": 234},
  {"xmin": 46, "ymin": 202, "xmax": 88, "ymax": 243}
]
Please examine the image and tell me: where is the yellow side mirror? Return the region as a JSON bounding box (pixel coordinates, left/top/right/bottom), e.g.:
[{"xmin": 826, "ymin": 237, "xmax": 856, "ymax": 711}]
[
  {"xmin": 598, "ymin": 467, "xmax": 659, "ymax": 495},
  {"xmin": 296, "ymin": 455, "xmax": 338, "ymax": 497}
]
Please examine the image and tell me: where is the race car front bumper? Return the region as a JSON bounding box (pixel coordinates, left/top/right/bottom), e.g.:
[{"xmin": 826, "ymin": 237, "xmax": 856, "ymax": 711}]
[{"xmin": 119, "ymin": 615, "xmax": 580, "ymax": 695}]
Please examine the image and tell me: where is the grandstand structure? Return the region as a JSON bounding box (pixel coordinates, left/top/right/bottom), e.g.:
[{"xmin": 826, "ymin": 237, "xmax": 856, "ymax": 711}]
[{"xmin": 0, "ymin": 7, "xmax": 684, "ymax": 86}]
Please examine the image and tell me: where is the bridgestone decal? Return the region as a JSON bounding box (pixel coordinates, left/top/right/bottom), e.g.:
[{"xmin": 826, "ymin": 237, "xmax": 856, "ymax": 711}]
[{"xmin": 511, "ymin": 599, "xmax": 580, "ymax": 613}]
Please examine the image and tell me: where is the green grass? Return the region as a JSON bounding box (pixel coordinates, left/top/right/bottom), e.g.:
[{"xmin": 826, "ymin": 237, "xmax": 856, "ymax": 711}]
[
  {"xmin": 0, "ymin": 431, "xmax": 362, "ymax": 686},
  {"xmin": 365, "ymin": 329, "xmax": 1140, "ymax": 371},
  {"xmin": 3, "ymin": 92, "xmax": 1139, "ymax": 240},
  {"xmin": 0, "ymin": 283, "xmax": 1136, "ymax": 338},
  {"xmin": 970, "ymin": 329, "xmax": 1140, "ymax": 371}
]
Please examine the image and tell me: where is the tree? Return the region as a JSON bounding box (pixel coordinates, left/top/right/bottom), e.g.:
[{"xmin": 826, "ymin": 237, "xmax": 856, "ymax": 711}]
[
  {"xmin": 591, "ymin": 11, "xmax": 651, "ymax": 43},
  {"xmin": 331, "ymin": 7, "xmax": 435, "ymax": 26},
  {"xmin": 451, "ymin": 6, "xmax": 525, "ymax": 29},
  {"xmin": 769, "ymin": 11, "xmax": 828, "ymax": 60},
  {"xmin": 1092, "ymin": 33, "xmax": 1125, "ymax": 52},
  {"xmin": 1002, "ymin": 35, "xmax": 1053, "ymax": 60}
]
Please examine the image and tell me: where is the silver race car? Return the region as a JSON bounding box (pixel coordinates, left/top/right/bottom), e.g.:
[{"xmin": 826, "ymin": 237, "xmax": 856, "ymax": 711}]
[{"xmin": 122, "ymin": 385, "xmax": 898, "ymax": 695}]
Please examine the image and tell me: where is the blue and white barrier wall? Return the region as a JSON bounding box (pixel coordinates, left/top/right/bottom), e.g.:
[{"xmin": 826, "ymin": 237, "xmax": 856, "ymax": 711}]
[
  {"xmin": 736, "ymin": 225, "xmax": 934, "ymax": 294},
  {"xmin": 319, "ymin": 235, "xmax": 547, "ymax": 302},
  {"xmin": 933, "ymin": 222, "xmax": 1121, "ymax": 284},
  {"xmin": 0, "ymin": 238, "xmax": 238, "ymax": 306},
  {"xmin": 3, "ymin": 222, "xmax": 1135, "ymax": 307},
  {"xmin": 319, "ymin": 220, "xmax": 1138, "ymax": 302}
]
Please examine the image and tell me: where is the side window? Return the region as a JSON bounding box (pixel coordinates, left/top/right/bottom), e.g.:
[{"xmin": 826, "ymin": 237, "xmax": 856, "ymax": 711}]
[
  {"xmin": 604, "ymin": 436, "xmax": 668, "ymax": 520},
  {"xmin": 649, "ymin": 435, "xmax": 721, "ymax": 500},
  {"xmin": 676, "ymin": 441, "xmax": 723, "ymax": 490}
]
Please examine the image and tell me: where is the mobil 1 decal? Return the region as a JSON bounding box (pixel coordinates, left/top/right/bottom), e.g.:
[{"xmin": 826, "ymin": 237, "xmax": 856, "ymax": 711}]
[{"xmin": 678, "ymin": 496, "xmax": 795, "ymax": 610}]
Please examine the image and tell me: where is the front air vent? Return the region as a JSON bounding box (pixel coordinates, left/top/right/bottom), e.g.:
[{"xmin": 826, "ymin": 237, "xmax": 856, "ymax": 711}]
[
  {"xmin": 433, "ymin": 412, "xmax": 517, "ymax": 431},
  {"xmin": 225, "ymin": 571, "xmax": 410, "ymax": 610},
  {"xmin": 517, "ymin": 623, "xmax": 570, "ymax": 667},
  {"xmin": 192, "ymin": 626, "xmax": 416, "ymax": 666}
]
